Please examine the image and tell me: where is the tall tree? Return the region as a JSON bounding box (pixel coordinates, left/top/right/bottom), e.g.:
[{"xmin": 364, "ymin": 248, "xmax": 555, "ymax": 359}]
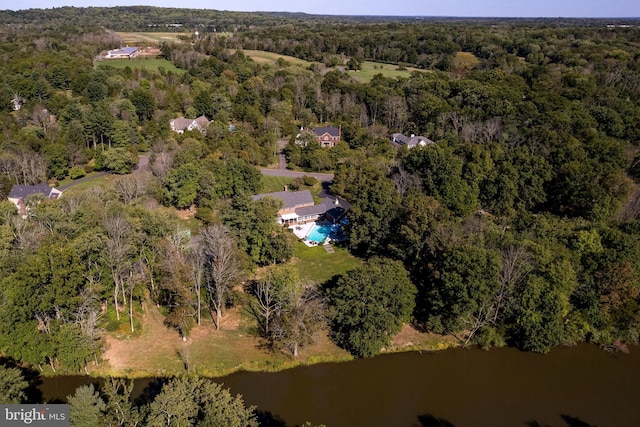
[
  {"xmin": 271, "ymin": 283, "xmax": 325, "ymax": 357},
  {"xmin": 328, "ymin": 257, "xmax": 417, "ymax": 357},
  {"xmin": 68, "ymin": 384, "xmax": 106, "ymax": 427},
  {"xmin": 0, "ymin": 365, "xmax": 28, "ymax": 404},
  {"xmin": 201, "ymin": 224, "xmax": 243, "ymax": 330}
]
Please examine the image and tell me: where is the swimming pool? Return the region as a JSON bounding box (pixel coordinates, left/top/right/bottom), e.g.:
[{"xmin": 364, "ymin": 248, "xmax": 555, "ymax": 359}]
[{"xmin": 306, "ymin": 224, "xmax": 340, "ymax": 244}]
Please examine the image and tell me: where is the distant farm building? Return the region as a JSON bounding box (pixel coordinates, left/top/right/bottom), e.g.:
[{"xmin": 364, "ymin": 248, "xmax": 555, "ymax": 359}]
[{"xmin": 105, "ymin": 46, "xmax": 139, "ymax": 59}]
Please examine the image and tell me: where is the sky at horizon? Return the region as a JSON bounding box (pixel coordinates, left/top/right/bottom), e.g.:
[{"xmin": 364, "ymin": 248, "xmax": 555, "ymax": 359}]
[{"xmin": 4, "ymin": 0, "xmax": 640, "ymax": 18}]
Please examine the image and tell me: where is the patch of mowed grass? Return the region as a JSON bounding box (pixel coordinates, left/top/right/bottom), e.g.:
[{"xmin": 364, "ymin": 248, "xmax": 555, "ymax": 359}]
[
  {"xmin": 55, "ymin": 171, "xmax": 103, "ymax": 188},
  {"xmin": 260, "ymin": 175, "xmax": 293, "ymax": 193},
  {"xmin": 349, "ymin": 61, "xmax": 425, "ymax": 83},
  {"xmin": 238, "ymin": 49, "xmax": 312, "ymax": 67},
  {"xmin": 62, "ymin": 174, "xmax": 117, "ymax": 192},
  {"xmin": 98, "ymin": 58, "xmax": 184, "ymax": 74},
  {"xmin": 292, "ymin": 242, "xmax": 362, "ymax": 284}
]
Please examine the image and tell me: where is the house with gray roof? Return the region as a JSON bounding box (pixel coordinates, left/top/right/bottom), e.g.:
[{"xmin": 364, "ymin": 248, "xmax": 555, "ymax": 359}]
[
  {"xmin": 252, "ymin": 189, "xmax": 346, "ymax": 225},
  {"xmin": 170, "ymin": 115, "xmax": 210, "ymax": 134},
  {"xmin": 8, "ymin": 183, "xmax": 62, "ymax": 218},
  {"xmin": 391, "ymin": 133, "xmax": 435, "ymax": 149}
]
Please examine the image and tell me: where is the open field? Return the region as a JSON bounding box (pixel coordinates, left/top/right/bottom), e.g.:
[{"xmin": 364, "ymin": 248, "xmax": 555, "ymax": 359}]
[
  {"xmin": 99, "ymin": 296, "xmax": 353, "ymax": 378},
  {"xmin": 55, "ymin": 171, "xmax": 104, "ymax": 188},
  {"xmin": 97, "ymin": 58, "xmax": 184, "ymax": 73},
  {"xmin": 116, "ymin": 31, "xmax": 190, "ymax": 45},
  {"xmin": 260, "ymin": 175, "xmax": 294, "ymax": 193},
  {"xmin": 454, "ymin": 51, "xmax": 480, "ymax": 69},
  {"xmin": 60, "ymin": 173, "xmax": 117, "ymax": 192},
  {"xmin": 231, "ymin": 49, "xmax": 312, "ymax": 67},
  {"xmin": 348, "ymin": 61, "xmax": 425, "ymax": 83}
]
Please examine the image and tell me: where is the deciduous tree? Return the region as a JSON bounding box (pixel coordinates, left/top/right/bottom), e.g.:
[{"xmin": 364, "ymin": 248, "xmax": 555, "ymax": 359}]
[{"xmin": 328, "ymin": 258, "xmax": 416, "ymax": 357}]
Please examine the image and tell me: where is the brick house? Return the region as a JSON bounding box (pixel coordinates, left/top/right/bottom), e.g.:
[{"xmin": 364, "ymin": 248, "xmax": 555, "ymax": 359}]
[{"xmin": 313, "ymin": 126, "xmax": 341, "ymax": 147}]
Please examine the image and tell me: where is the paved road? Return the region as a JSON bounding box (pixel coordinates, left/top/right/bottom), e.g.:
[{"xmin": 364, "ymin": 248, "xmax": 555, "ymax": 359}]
[
  {"xmin": 276, "ymin": 140, "xmax": 288, "ymax": 170},
  {"xmin": 260, "ymin": 168, "xmax": 334, "ymax": 182}
]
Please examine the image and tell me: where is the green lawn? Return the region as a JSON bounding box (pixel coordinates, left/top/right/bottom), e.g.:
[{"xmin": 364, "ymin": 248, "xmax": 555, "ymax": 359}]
[
  {"xmin": 98, "ymin": 58, "xmax": 184, "ymax": 74},
  {"xmin": 238, "ymin": 49, "xmax": 312, "ymax": 67},
  {"xmin": 260, "ymin": 175, "xmax": 293, "ymax": 193},
  {"xmin": 292, "ymin": 242, "xmax": 362, "ymax": 284},
  {"xmin": 349, "ymin": 61, "xmax": 425, "ymax": 83},
  {"xmin": 60, "ymin": 174, "xmax": 117, "ymax": 192},
  {"xmin": 55, "ymin": 171, "xmax": 103, "ymax": 188}
]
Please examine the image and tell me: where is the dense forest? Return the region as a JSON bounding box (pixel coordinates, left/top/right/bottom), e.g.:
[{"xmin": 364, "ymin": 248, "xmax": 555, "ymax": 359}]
[{"xmin": 0, "ymin": 6, "xmax": 639, "ymax": 419}]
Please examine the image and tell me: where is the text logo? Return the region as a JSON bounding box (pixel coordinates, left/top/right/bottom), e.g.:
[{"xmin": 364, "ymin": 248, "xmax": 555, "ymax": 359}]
[{"xmin": 1, "ymin": 405, "xmax": 69, "ymax": 426}]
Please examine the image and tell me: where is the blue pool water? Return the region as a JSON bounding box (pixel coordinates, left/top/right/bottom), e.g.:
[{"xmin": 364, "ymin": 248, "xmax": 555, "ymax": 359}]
[{"xmin": 306, "ymin": 224, "xmax": 340, "ymax": 243}]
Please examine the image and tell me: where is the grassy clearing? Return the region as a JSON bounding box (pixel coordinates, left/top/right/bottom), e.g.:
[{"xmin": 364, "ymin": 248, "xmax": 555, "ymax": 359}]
[
  {"xmin": 55, "ymin": 171, "xmax": 103, "ymax": 188},
  {"xmin": 62, "ymin": 174, "xmax": 117, "ymax": 192},
  {"xmin": 259, "ymin": 175, "xmax": 323, "ymax": 197},
  {"xmin": 232, "ymin": 49, "xmax": 312, "ymax": 68},
  {"xmin": 260, "ymin": 175, "xmax": 293, "ymax": 193},
  {"xmin": 349, "ymin": 61, "xmax": 424, "ymax": 83},
  {"xmin": 99, "ymin": 299, "xmax": 352, "ymax": 378},
  {"xmin": 292, "ymin": 242, "xmax": 362, "ymax": 284},
  {"xmin": 98, "ymin": 58, "xmax": 184, "ymax": 74},
  {"xmin": 454, "ymin": 51, "xmax": 480, "ymax": 69},
  {"xmin": 116, "ymin": 31, "xmax": 189, "ymax": 45}
]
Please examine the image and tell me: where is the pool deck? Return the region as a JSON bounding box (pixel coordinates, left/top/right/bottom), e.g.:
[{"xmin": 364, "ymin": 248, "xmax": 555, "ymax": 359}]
[{"xmin": 290, "ymin": 222, "xmax": 316, "ymax": 246}]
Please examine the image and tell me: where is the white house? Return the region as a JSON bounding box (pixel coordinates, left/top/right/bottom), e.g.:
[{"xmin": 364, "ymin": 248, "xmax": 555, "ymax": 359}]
[
  {"xmin": 170, "ymin": 115, "xmax": 210, "ymax": 134},
  {"xmin": 390, "ymin": 133, "xmax": 435, "ymax": 149}
]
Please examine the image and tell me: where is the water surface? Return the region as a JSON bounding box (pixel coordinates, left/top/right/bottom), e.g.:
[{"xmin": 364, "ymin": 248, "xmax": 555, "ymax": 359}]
[{"xmin": 39, "ymin": 344, "xmax": 640, "ymax": 427}]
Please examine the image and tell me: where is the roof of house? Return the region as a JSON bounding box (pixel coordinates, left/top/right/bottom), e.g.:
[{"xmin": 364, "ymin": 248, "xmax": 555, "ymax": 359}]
[
  {"xmin": 193, "ymin": 115, "xmax": 210, "ymax": 128},
  {"xmin": 171, "ymin": 116, "xmax": 210, "ymax": 131},
  {"xmin": 407, "ymin": 135, "xmax": 435, "ymax": 147},
  {"xmin": 8, "ymin": 184, "xmax": 60, "ymax": 199},
  {"xmin": 296, "ymin": 199, "xmax": 335, "ymax": 217},
  {"xmin": 391, "ymin": 133, "xmax": 410, "ymax": 144},
  {"xmin": 252, "ymin": 190, "xmax": 314, "ymax": 210},
  {"xmin": 391, "ymin": 133, "xmax": 435, "ymax": 147},
  {"xmin": 313, "ymin": 126, "xmax": 340, "ymax": 137},
  {"xmin": 171, "ymin": 117, "xmax": 192, "ymax": 130},
  {"xmin": 111, "ymin": 46, "xmax": 139, "ymax": 55}
]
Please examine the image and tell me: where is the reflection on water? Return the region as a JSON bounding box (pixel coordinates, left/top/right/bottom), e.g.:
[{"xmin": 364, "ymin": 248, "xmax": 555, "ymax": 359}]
[{"xmin": 39, "ymin": 344, "xmax": 640, "ymax": 427}]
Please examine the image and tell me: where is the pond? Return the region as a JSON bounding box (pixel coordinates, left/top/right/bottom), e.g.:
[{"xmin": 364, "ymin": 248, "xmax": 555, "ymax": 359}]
[{"xmin": 39, "ymin": 344, "xmax": 640, "ymax": 427}]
